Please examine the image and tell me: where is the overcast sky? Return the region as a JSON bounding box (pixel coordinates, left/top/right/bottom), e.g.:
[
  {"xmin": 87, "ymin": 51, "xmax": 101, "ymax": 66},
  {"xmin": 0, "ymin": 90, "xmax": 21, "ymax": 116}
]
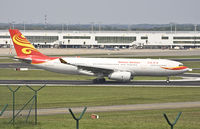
[{"xmin": 0, "ymin": 0, "xmax": 199, "ymax": 24}]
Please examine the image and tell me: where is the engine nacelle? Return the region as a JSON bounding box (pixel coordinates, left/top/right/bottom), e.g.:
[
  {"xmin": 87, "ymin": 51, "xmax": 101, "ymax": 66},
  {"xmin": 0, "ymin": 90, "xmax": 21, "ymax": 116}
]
[{"xmin": 108, "ymin": 71, "xmax": 132, "ymax": 82}]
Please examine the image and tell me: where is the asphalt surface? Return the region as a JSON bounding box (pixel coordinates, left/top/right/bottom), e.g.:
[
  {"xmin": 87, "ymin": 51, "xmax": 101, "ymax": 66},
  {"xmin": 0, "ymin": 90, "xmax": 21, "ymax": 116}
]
[
  {"xmin": 171, "ymin": 58, "xmax": 200, "ymax": 61},
  {"xmin": 0, "ymin": 58, "xmax": 199, "ymax": 69},
  {"xmin": 0, "ymin": 63, "xmax": 35, "ymax": 69},
  {"xmin": 0, "ymin": 60, "xmax": 199, "ymax": 86},
  {"xmin": 0, "ymin": 80, "xmax": 199, "ymax": 86},
  {"xmin": 0, "ymin": 59, "xmax": 199, "ymax": 118},
  {"xmin": 180, "ymin": 73, "xmax": 200, "ymax": 77}
]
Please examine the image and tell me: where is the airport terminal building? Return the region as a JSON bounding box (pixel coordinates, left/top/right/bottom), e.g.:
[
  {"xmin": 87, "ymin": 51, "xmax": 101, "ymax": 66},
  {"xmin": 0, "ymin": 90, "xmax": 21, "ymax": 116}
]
[{"xmin": 0, "ymin": 30, "xmax": 200, "ymax": 49}]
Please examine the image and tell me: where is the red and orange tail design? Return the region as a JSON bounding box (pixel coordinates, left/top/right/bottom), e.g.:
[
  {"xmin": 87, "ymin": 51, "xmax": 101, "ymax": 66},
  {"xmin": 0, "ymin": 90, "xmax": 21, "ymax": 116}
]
[
  {"xmin": 9, "ymin": 29, "xmax": 58, "ymax": 64},
  {"xmin": 9, "ymin": 29, "xmax": 45, "ymax": 57}
]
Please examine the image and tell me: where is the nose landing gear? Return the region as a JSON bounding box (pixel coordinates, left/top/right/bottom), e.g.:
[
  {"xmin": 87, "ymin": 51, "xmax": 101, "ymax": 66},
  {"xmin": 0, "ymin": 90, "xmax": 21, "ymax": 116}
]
[{"xmin": 166, "ymin": 76, "xmax": 170, "ymax": 83}]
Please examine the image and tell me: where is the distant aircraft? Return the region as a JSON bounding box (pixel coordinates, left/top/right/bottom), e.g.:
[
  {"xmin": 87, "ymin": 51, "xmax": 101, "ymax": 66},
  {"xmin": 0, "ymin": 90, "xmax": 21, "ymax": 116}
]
[{"xmin": 9, "ymin": 29, "xmax": 191, "ymax": 83}]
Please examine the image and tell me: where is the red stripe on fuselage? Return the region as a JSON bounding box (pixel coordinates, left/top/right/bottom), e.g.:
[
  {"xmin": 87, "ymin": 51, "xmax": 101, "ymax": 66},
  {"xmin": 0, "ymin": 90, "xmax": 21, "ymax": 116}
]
[{"xmin": 161, "ymin": 66, "xmax": 188, "ymax": 70}]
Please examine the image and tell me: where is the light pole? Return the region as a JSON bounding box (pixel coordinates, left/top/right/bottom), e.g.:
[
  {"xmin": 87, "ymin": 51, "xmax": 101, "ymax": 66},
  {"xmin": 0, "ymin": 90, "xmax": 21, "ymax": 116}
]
[
  {"xmin": 12, "ymin": 21, "xmax": 15, "ymax": 29},
  {"xmin": 62, "ymin": 23, "xmax": 64, "ymax": 33},
  {"xmin": 174, "ymin": 23, "xmax": 177, "ymax": 34},
  {"xmin": 91, "ymin": 22, "xmax": 94, "ymax": 33},
  {"xmin": 170, "ymin": 23, "xmax": 173, "ymax": 33},
  {"xmin": 98, "ymin": 22, "xmax": 101, "ymax": 32},
  {"xmin": 194, "ymin": 24, "xmax": 197, "ymax": 33},
  {"xmin": 23, "ymin": 21, "xmax": 25, "ymax": 32}
]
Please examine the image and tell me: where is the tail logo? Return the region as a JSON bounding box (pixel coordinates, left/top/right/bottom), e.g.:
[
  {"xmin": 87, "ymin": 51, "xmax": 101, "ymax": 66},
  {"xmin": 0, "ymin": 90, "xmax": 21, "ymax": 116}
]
[{"xmin": 13, "ymin": 33, "xmax": 38, "ymax": 55}]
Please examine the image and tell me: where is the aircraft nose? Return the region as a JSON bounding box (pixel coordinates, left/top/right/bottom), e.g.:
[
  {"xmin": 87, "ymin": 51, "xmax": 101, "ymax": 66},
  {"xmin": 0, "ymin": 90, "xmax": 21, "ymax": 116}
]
[
  {"xmin": 183, "ymin": 66, "xmax": 192, "ymax": 72},
  {"xmin": 181, "ymin": 66, "xmax": 192, "ymax": 72}
]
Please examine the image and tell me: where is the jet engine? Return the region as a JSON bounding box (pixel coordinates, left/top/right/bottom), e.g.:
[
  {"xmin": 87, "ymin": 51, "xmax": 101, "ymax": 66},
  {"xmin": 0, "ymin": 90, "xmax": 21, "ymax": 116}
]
[{"xmin": 108, "ymin": 71, "xmax": 132, "ymax": 82}]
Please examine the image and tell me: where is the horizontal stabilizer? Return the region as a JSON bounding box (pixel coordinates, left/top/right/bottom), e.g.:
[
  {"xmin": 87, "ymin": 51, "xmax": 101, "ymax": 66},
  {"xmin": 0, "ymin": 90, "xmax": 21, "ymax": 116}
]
[{"xmin": 13, "ymin": 56, "xmax": 32, "ymax": 64}]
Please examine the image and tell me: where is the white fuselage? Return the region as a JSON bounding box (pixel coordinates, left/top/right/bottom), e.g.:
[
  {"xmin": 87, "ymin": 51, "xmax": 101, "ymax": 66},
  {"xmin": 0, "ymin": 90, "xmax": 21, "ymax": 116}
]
[{"xmin": 33, "ymin": 57, "xmax": 189, "ymax": 77}]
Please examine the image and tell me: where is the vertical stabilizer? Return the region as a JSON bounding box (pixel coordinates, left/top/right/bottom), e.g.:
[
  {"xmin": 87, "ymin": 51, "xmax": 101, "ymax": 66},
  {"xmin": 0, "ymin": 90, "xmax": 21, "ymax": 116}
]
[
  {"xmin": 9, "ymin": 29, "xmax": 46, "ymax": 57},
  {"xmin": 9, "ymin": 29, "xmax": 58, "ymax": 64}
]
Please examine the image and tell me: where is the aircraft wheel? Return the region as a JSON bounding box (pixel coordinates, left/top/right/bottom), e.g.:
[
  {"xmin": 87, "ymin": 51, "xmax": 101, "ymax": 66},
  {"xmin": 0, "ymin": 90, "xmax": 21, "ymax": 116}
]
[
  {"xmin": 99, "ymin": 78, "xmax": 106, "ymax": 83},
  {"xmin": 92, "ymin": 79, "xmax": 98, "ymax": 84},
  {"xmin": 92, "ymin": 78, "xmax": 106, "ymax": 84}
]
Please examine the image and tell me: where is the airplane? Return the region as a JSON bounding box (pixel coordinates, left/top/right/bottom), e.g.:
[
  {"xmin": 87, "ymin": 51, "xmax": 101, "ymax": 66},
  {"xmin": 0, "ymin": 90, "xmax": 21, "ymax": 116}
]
[{"xmin": 9, "ymin": 29, "xmax": 191, "ymax": 83}]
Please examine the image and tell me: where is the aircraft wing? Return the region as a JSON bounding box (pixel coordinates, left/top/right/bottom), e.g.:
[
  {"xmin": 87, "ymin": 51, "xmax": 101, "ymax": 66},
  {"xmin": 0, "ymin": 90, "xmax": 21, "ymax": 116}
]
[{"xmin": 59, "ymin": 58, "xmax": 113, "ymax": 75}]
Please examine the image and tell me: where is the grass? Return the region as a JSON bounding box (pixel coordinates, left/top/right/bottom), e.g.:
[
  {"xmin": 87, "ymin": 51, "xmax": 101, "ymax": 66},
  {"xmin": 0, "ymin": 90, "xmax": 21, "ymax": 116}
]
[
  {"xmin": 0, "ymin": 68, "xmax": 95, "ymax": 80},
  {"xmin": 0, "ymin": 108, "xmax": 200, "ymax": 129},
  {"xmin": 181, "ymin": 61, "xmax": 200, "ymax": 68},
  {"xmin": 0, "ymin": 56, "xmax": 199, "ymax": 73},
  {"xmin": 1, "ymin": 55, "xmax": 200, "ymax": 63},
  {"xmin": 50, "ymin": 54, "xmax": 200, "ymax": 59},
  {"xmin": 0, "ymin": 58, "xmax": 17, "ymax": 63},
  {"xmin": 1, "ymin": 85, "xmax": 200, "ymax": 128},
  {"xmin": 69, "ymin": 55, "xmax": 200, "ymax": 59},
  {"xmin": 0, "ymin": 56, "xmax": 200, "ymax": 128},
  {"xmin": 0, "ymin": 86, "xmax": 200, "ymax": 109},
  {"xmin": 180, "ymin": 61, "xmax": 200, "ymax": 73},
  {"xmin": 188, "ymin": 69, "xmax": 200, "ymax": 73}
]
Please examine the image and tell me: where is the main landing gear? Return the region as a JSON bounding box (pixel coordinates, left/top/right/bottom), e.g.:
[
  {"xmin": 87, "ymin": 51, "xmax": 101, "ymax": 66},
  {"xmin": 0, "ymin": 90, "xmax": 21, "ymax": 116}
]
[{"xmin": 92, "ymin": 78, "xmax": 106, "ymax": 84}]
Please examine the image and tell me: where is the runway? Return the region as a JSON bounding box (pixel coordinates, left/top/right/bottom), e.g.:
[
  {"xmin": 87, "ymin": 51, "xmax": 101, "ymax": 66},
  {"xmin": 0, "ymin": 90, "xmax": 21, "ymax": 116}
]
[
  {"xmin": 0, "ymin": 79, "xmax": 200, "ymax": 86},
  {"xmin": 0, "ymin": 61, "xmax": 199, "ymax": 86},
  {"xmin": 0, "ymin": 62, "xmax": 199, "ymax": 118},
  {"xmin": 0, "ymin": 57, "xmax": 200, "ymax": 69},
  {"xmin": 171, "ymin": 58, "xmax": 200, "ymax": 61},
  {"xmin": 0, "ymin": 63, "xmax": 35, "ymax": 69}
]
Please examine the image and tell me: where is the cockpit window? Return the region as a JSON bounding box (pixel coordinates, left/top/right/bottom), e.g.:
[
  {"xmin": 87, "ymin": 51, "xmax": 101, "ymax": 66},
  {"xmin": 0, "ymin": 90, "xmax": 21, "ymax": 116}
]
[{"xmin": 179, "ymin": 64, "xmax": 183, "ymax": 66}]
